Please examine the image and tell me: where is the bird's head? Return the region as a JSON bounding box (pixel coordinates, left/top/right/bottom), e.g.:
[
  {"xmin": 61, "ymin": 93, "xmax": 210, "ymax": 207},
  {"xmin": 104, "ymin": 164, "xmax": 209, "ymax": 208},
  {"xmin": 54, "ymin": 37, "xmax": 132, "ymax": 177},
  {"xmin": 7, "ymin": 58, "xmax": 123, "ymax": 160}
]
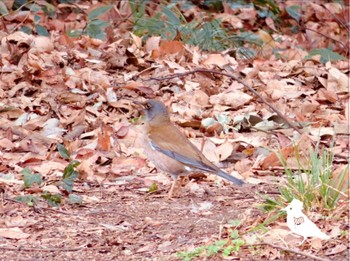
[
  {"xmin": 282, "ymin": 198, "xmax": 304, "ymax": 214},
  {"xmin": 141, "ymin": 99, "xmax": 171, "ymax": 126}
]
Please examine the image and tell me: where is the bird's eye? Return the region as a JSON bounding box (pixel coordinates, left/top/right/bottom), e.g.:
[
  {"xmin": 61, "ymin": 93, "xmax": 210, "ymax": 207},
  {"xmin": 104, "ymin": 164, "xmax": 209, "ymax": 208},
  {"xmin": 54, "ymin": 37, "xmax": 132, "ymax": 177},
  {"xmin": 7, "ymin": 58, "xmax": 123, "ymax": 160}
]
[
  {"xmin": 145, "ymin": 103, "xmax": 151, "ymax": 109},
  {"xmin": 289, "ymin": 207, "xmax": 292, "ymax": 210}
]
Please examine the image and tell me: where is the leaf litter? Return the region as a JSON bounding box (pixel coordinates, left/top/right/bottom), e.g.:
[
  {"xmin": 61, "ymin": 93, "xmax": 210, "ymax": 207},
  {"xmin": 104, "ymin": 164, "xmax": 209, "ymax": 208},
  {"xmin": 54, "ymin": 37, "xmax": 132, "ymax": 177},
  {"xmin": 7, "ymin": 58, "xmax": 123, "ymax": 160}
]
[{"xmin": 0, "ymin": 1, "xmax": 348, "ymax": 260}]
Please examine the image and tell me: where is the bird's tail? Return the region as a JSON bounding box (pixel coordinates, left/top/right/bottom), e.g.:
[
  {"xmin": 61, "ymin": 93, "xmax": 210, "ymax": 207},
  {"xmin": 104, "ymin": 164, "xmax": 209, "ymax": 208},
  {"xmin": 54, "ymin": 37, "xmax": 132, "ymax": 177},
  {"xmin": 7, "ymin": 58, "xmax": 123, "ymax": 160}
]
[
  {"xmin": 217, "ymin": 170, "xmax": 245, "ymax": 186},
  {"xmin": 317, "ymin": 231, "xmax": 330, "ymax": 240}
]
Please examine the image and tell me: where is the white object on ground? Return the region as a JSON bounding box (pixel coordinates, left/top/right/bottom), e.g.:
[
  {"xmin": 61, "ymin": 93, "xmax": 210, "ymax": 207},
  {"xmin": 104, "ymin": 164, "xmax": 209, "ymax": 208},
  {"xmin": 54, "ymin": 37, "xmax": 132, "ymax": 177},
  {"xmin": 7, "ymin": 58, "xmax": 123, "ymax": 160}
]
[{"xmin": 282, "ymin": 198, "xmax": 330, "ymax": 244}]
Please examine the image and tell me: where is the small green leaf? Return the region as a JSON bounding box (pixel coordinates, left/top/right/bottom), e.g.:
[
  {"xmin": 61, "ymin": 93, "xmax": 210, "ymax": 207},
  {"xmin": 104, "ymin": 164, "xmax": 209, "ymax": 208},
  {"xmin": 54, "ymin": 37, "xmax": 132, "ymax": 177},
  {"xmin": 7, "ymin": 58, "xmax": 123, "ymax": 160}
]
[
  {"xmin": 216, "ymin": 113, "xmax": 230, "ymax": 125},
  {"xmin": 15, "ymin": 195, "xmax": 38, "ymax": 207},
  {"xmin": 306, "ymin": 48, "xmax": 347, "ymax": 63},
  {"xmin": 41, "ymin": 192, "xmax": 61, "ymax": 207},
  {"xmin": 231, "ymin": 238, "xmax": 245, "ymax": 252},
  {"xmin": 148, "ymin": 182, "xmax": 158, "ymax": 193},
  {"xmin": 42, "ymin": 3, "xmax": 56, "ymax": 17},
  {"xmin": 89, "ymin": 19, "xmax": 109, "ymax": 27},
  {"xmin": 13, "ymin": 0, "xmax": 26, "ymax": 9},
  {"xmin": 88, "ymin": 5, "xmax": 112, "ymax": 20},
  {"xmin": 57, "ymin": 144, "xmax": 70, "ymax": 160},
  {"xmin": 285, "ymin": 5, "xmax": 301, "ymax": 22},
  {"xmin": 20, "ymin": 168, "xmax": 32, "ymax": 176},
  {"xmin": 35, "ymin": 25, "xmax": 49, "ymax": 36},
  {"xmin": 228, "ymin": 219, "xmax": 241, "ymax": 226},
  {"xmin": 21, "ymin": 168, "xmax": 43, "ymax": 188},
  {"xmin": 63, "ymin": 160, "xmax": 80, "ymax": 179},
  {"xmin": 0, "ymin": 2, "xmax": 9, "ymax": 16},
  {"xmin": 29, "ymin": 3, "xmax": 41, "ymax": 12},
  {"xmin": 201, "ymin": 117, "xmax": 217, "ymax": 128},
  {"xmin": 61, "ymin": 160, "xmax": 80, "ymax": 193},
  {"xmin": 230, "ymin": 229, "xmax": 239, "ymax": 239},
  {"xmin": 67, "ymin": 29, "xmax": 83, "ymax": 38},
  {"xmin": 68, "ymin": 194, "xmax": 83, "ymax": 204},
  {"xmin": 34, "ymin": 14, "xmax": 41, "ymax": 23},
  {"xmin": 85, "ymin": 23, "xmax": 106, "ymax": 39},
  {"xmin": 19, "ymin": 26, "xmax": 32, "ymax": 34}
]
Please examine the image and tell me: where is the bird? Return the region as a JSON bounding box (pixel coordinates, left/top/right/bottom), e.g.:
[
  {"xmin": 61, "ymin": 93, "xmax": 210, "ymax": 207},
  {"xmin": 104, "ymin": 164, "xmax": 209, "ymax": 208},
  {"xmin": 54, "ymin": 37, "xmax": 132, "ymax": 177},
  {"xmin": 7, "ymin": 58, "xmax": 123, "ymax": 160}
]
[
  {"xmin": 138, "ymin": 99, "xmax": 244, "ymax": 198},
  {"xmin": 282, "ymin": 198, "xmax": 330, "ymax": 244}
]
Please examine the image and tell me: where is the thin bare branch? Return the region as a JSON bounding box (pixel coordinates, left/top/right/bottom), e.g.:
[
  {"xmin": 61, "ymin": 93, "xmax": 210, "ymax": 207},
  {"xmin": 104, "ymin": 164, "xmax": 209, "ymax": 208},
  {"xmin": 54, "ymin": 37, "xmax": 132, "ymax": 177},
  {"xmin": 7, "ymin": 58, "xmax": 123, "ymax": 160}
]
[{"xmin": 144, "ymin": 68, "xmax": 303, "ymax": 134}]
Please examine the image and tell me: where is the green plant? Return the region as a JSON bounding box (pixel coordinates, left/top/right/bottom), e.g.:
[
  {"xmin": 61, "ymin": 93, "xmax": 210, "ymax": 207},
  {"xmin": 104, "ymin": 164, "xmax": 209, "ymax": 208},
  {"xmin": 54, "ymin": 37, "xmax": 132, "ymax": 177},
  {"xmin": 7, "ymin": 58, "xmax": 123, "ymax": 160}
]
[
  {"xmin": 3, "ymin": 1, "xmax": 112, "ymax": 39},
  {"xmin": 130, "ymin": 1, "xmax": 266, "ymax": 52},
  {"xmin": 80, "ymin": 5, "xmax": 113, "ymax": 39},
  {"xmin": 259, "ymin": 140, "xmax": 349, "ymax": 216},
  {"xmin": 56, "ymin": 144, "xmax": 81, "ymax": 195},
  {"xmin": 15, "ymin": 143, "xmax": 82, "ymax": 207},
  {"xmin": 306, "ymin": 48, "xmax": 347, "ymax": 63},
  {"xmin": 177, "ymin": 220, "xmax": 246, "ymax": 260}
]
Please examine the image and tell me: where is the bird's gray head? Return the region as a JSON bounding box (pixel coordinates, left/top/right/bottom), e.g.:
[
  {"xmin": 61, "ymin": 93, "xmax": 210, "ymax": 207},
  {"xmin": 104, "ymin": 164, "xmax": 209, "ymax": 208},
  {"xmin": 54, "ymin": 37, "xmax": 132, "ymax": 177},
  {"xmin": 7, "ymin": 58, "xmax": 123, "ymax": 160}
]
[{"xmin": 143, "ymin": 99, "xmax": 170, "ymax": 124}]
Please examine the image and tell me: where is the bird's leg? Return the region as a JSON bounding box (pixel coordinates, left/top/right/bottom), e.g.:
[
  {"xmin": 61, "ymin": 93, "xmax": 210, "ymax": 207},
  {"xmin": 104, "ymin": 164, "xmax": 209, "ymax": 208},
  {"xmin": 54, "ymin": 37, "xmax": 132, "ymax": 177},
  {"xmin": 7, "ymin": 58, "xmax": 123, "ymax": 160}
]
[
  {"xmin": 299, "ymin": 237, "xmax": 307, "ymax": 245},
  {"xmin": 168, "ymin": 177, "xmax": 178, "ymax": 199},
  {"xmin": 180, "ymin": 176, "xmax": 189, "ymax": 187}
]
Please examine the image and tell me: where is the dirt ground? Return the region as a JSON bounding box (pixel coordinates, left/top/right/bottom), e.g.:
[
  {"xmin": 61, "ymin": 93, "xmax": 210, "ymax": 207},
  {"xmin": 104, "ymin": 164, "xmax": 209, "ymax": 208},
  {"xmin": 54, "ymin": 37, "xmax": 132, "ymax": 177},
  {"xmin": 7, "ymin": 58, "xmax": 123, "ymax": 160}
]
[{"xmin": 0, "ymin": 173, "xmax": 348, "ymax": 261}]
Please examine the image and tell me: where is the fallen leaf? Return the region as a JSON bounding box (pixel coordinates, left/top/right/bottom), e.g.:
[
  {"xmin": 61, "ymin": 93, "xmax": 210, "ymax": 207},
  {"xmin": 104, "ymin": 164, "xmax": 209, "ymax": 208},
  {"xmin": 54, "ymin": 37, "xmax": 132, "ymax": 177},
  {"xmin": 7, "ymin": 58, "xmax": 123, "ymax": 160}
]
[{"xmin": 0, "ymin": 228, "xmax": 30, "ymax": 239}]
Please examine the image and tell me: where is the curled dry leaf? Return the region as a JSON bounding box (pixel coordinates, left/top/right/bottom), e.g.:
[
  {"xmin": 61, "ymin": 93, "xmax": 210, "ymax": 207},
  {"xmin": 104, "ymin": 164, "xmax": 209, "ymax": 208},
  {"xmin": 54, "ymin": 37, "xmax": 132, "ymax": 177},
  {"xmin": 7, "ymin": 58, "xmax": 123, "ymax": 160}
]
[
  {"xmin": 190, "ymin": 137, "xmax": 219, "ymax": 163},
  {"xmin": 235, "ymin": 158, "xmax": 253, "ymax": 174},
  {"xmin": 145, "ymin": 36, "xmax": 161, "ymax": 53},
  {"xmin": 210, "ymin": 91, "xmax": 253, "ymax": 108},
  {"xmin": 31, "ymin": 36, "xmax": 54, "ymax": 53},
  {"xmin": 41, "ymin": 118, "xmax": 66, "ymax": 138},
  {"xmin": 5, "ymin": 31, "xmax": 32, "ymax": 46},
  {"xmin": 261, "ymin": 147, "xmax": 293, "ymax": 170},
  {"xmin": 42, "ymin": 185, "xmax": 61, "ymax": 194},
  {"xmin": 151, "ymin": 40, "xmax": 185, "ymax": 60},
  {"xmin": 111, "ymin": 156, "xmax": 146, "ymax": 174},
  {"xmin": 327, "ymin": 66, "xmax": 349, "ymax": 93},
  {"xmin": 115, "ymin": 123, "xmax": 130, "ymax": 138},
  {"xmin": 215, "ymin": 140, "xmax": 233, "ymax": 161},
  {"xmin": 5, "ymin": 215, "xmax": 27, "ymax": 227},
  {"xmin": 0, "ymin": 228, "xmax": 30, "ymax": 239},
  {"xmin": 325, "ymin": 244, "xmax": 348, "ymax": 256}
]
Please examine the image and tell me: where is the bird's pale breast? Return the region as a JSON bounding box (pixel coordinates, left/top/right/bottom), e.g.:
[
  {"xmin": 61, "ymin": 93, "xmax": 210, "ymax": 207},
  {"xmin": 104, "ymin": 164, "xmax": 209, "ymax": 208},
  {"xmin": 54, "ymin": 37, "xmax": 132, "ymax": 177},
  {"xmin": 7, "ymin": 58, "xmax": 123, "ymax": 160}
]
[{"xmin": 142, "ymin": 132, "xmax": 189, "ymax": 179}]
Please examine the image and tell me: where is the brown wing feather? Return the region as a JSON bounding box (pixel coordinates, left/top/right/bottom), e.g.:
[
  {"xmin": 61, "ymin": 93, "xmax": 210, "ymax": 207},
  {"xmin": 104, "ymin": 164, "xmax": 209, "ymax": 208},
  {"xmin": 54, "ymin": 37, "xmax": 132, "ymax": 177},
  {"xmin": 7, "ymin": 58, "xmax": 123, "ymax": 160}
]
[
  {"xmin": 147, "ymin": 123, "xmax": 245, "ymax": 186},
  {"xmin": 148, "ymin": 124, "xmax": 219, "ymax": 172}
]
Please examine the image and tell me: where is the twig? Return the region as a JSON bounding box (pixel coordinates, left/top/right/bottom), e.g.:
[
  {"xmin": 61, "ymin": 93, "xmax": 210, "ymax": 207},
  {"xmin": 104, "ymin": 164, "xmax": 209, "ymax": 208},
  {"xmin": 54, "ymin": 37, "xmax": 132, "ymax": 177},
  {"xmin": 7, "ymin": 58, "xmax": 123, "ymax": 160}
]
[
  {"xmin": 85, "ymin": 210, "xmax": 134, "ymax": 218},
  {"xmin": 144, "ymin": 68, "xmax": 303, "ymax": 134},
  {"xmin": 0, "ymin": 245, "xmax": 87, "ymax": 252},
  {"xmin": 323, "ymin": 5, "xmax": 349, "ymax": 33},
  {"xmin": 324, "ymin": 184, "xmax": 349, "ymax": 199},
  {"xmin": 304, "ymin": 27, "xmax": 348, "ymax": 50},
  {"xmin": 249, "ymin": 242, "xmax": 331, "ymax": 261}
]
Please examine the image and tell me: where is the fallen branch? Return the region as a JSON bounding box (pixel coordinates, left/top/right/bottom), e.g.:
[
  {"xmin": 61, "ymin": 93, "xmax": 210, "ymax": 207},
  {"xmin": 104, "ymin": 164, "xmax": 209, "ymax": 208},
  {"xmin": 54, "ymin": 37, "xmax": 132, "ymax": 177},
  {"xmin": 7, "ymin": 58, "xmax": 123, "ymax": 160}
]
[
  {"xmin": 249, "ymin": 242, "xmax": 330, "ymax": 261},
  {"xmin": 144, "ymin": 68, "xmax": 303, "ymax": 134},
  {"xmin": 0, "ymin": 245, "xmax": 87, "ymax": 252}
]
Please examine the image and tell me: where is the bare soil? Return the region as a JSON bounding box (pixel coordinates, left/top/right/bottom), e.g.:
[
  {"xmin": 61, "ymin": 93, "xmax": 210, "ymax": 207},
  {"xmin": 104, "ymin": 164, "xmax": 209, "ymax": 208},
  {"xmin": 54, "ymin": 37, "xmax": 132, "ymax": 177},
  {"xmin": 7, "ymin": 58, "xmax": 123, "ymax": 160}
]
[{"xmin": 0, "ymin": 175, "xmax": 348, "ymax": 261}]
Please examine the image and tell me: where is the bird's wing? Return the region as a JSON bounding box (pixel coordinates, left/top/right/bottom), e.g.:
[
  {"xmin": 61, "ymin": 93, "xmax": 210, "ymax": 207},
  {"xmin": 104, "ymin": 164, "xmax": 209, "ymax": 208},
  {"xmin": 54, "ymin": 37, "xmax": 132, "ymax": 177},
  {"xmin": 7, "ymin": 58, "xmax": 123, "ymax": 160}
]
[
  {"xmin": 148, "ymin": 125, "xmax": 244, "ymax": 186},
  {"xmin": 148, "ymin": 125, "xmax": 219, "ymax": 173}
]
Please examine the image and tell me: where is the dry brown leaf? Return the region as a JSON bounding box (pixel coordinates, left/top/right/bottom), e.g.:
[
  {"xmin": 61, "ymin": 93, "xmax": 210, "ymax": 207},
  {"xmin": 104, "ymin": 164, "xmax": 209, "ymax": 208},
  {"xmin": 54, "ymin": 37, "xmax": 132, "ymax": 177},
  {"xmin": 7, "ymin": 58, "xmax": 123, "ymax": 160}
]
[
  {"xmin": 215, "ymin": 140, "xmax": 233, "ymax": 161},
  {"xmin": 210, "ymin": 91, "xmax": 253, "ymax": 108},
  {"xmin": 145, "ymin": 36, "xmax": 161, "ymax": 53},
  {"xmin": 327, "ymin": 66, "xmax": 349, "ymax": 93},
  {"xmin": 261, "ymin": 147, "xmax": 293, "ymax": 170},
  {"xmin": 325, "ymin": 244, "xmax": 348, "ymax": 256},
  {"xmin": 97, "ymin": 125, "xmax": 112, "ymax": 152},
  {"xmin": 151, "ymin": 40, "xmax": 185, "ymax": 60},
  {"xmin": 111, "ymin": 156, "xmax": 146, "ymax": 174},
  {"xmin": 235, "ymin": 158, "xmax": 253, "ymax": 174},
  {"xmin": 0, "ymin": 228, "xmax": 30, "ymax": 239}
]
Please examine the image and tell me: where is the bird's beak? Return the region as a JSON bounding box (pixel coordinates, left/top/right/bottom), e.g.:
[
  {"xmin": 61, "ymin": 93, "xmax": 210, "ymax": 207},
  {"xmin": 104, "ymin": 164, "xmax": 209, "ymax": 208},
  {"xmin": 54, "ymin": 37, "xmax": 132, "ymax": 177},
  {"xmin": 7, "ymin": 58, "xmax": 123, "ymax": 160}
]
[
  {"xmin": 132, "ymin": 100, "xmax": 144, "ymax": 107},
  {"xmin": 132, "ymin": 100, "xmax": 146, "ymax": 114},
  {"xmin": 281, "ymin": 206, "xmax": 288, "ymax": 211}
]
